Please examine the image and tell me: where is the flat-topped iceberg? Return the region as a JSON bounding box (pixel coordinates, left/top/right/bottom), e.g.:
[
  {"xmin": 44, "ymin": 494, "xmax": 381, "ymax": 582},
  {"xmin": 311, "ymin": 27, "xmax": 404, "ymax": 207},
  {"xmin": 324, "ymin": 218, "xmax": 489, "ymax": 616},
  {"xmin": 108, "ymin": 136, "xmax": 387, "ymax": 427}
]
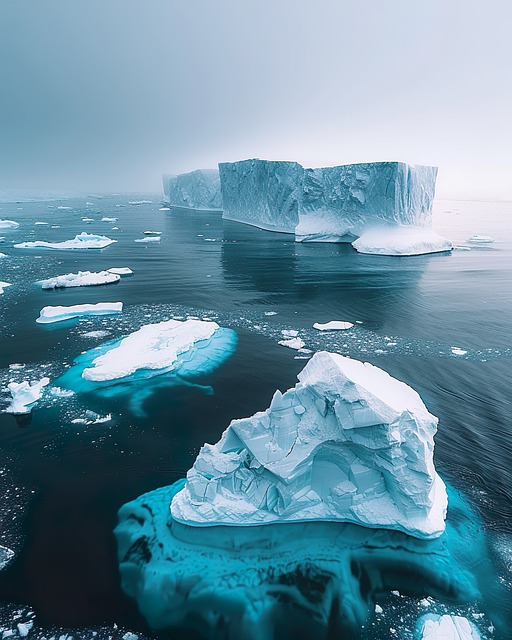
[
  {"xmin": 39, "ymin": 270, "xmax": 121, "ymax": 289},
  {"xmin": 36, "ymin": 302, "xmax": 123, "ymax": 324},
  {"xmin": 219, "ymin": 159, "xmax": 446, "ymax": 252},
  {"xmin": 5, "ymin": 377, "xmax": 50, "ymax": 414},
  {"xmin": 14, "ymin": 232, "xmax": 116, "ymax": 250},
  {"xmin": 0, "ymin": 219, "xmax": 19, "ymax": 229},
  {"xmin": 163, "ymin": 169, "xmax": 222, "ymax": 211},
  {"xmin": 352, "ymin": 225, "xmax": 453, "ymax": 256},
  {"xmin": 107, "ymin": 267, "xmax": 133, "ymax": 275},
  {"xmin": 171, "ymin": 351, "xmax": 447, "ymax": 539},
  {"xmin": 313, "ymin": 321, "xmax": 354, "ymax": 331}
]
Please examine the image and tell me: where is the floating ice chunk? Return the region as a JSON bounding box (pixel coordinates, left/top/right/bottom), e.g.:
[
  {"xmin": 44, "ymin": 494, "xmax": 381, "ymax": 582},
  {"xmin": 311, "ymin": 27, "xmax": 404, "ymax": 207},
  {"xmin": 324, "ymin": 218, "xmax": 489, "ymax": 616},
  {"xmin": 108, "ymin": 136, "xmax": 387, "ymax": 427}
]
[
  {"xmin": 101, "ymin": 217, "xmax": 117, "ymax": 222},
  {"xmin": 71, "ymin": 411, "xmax": 112, "ymax": 425},
  {"xmin": 0, "ymin": 544, "xmax": 14, "ymax": 570},
  {"xmin": 34, "ymin": 221, "xmax": 48, "ymax": 225},
  {"xmin": 163, "ymin": 169, "xmax": 222, "ymax": 210},
  {"xmin": 57, "ymin": 205, "xmax": 72, "ymax": 209},
  {"xmin": 14, "ymin": 232, "xmax": 116, "ymax": 250},
  {"xmin": 171, "ymin": 352, "xmax": 447, "ymax": 538},
  {"xmin": 281, "ymin": 329, "xmax": 298, "ymax": 337},
  {"xmin": 352, "ymin": 225, "xmax": 453, "ymax": 256},
  {"xmin": 159, "ymin": 207, "xmax": 170, "ymax": 211},
  {"xmin": 134, "ymin": 236, "xmax": 161, "ymax": 243},
  {"xmin": 17, "ymin": 621, "xmax": 34, "ymax": 637},
  {"xmin": 81, "ymin": 217, "xmax": 94, "ymax": 222},
  {"xmin": 313, "ymin": 321, "xmax": 354, "ymax": 331},
  {"xmin": 5, "ymin": 377, "xmax": 50, "ymax": 414},
  {"xmin": 467, "ymin": 235, "xmax": 494, "ymax": 244},
  {"xmin": 128, "ymin": 200, "xmax": 153, "ymax": 205},
  {"xmin": 0, "ymin": 253, "xmax": 6, "ymax": 258},
  {"xmin": 49, "ymin": 386, "xmax": 75, "ymax": 397},
  {"xmin": 264, "ymin": 311, "xmax": 278, "ymax": 316},
  {"xmin": 451, "ymin": 347, "xmax": 467, "ymax": 356},
  {"xmin": 0, "ymin": 219, "xmax": 19, "ymax": 228},
  {"xmin": 278, "ymin": 337, "xmax": 305, "ymax": 350},
  {"xmin": 82, "ymin": 319, "xmax": 225, "ymax": 382},
  {"xmin": 8, "ymin": 363, "xmax": 25, "ymax": 370},
  {"xmin": 143, "ymin": 230, "xmax": 162, "ymax": 235},
  {"xmin": 0, "ymin": 281, "xmax": 11, "ymax": 294},
  {"xmin": 39, "ymin": 270, "xmax": 120, "ymax": 289},
  {"xmin": 36, "ymin": 302, "xmax": 123, "ymax": 324},
  {"xmin": 81, "ymin": 330, "xmax": 111, "ymax": 338},
  {"xmin": 420, "ymin": 614, "xmax": 481, "ymax": 640},
  {"xmin": 107, "ymin": 267, "xmax": 133, "ymax": 275}
]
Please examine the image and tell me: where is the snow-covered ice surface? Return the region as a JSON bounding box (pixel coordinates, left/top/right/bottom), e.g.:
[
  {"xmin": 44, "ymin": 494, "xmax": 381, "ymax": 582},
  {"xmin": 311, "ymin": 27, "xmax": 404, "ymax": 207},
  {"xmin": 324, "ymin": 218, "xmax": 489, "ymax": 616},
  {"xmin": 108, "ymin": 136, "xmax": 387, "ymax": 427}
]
[
  {"xmin": 352, "ymin": 225, "xmax": 453, "ymax": 256},
  {"xmin": 171, "ymin": 351, "xmax": 447, "ymax": 538},
  {"xmin": 38, "ymin": 270, "xmax": 121, "ymax": 289},
  {"xmin": 5, "ymin": 377, "xmax": 50, "ymax": 414},
  {"xmin": 163, "ymin": 169, "xmax": 222, "ymax": 210},
  {"xmin": 0, "ymin": 219, "xmax": 19, "ymax": 229},
  {"xmin": 13, "ymin": 232, "xmax": 116, "ymax": 250},
  {"xmin": 36, "ymin": 302, "xmax": 123, "ymax": 324},
  {"xmin": 419, "ymin": 614, "xmax": 481, "ymax": 639}
]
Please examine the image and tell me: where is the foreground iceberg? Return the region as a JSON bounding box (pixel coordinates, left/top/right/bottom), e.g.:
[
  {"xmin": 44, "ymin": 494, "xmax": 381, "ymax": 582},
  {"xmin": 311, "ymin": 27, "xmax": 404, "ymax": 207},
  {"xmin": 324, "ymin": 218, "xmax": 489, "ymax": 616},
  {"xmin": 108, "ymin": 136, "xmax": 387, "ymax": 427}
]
[
  {"xmin": 36, "ymin": 302, "xmax": 123, "ymax": 324},
  {"xmin": 5, "ymin": 377, "xmax": 49, "ymax": 414},
  {"xmin": 219, "ymin": 159, "xmax": 445, "ymax": 251},
  {"xmin": 0, "ymin": 219, "xmax": 19, "ymax": 229},
  {"xmin": 419, "ymin": 614, "xmax": 481, "ymax": 639},
  {"xmin": 352, "ymin": 225, "xmax": 453, "ymax": 256},
  {"xmin": 171, "ymin": 352, "xmax": 447, "ymax": 539},
  {"xmin": 163, "ymin": 169, "xmax": 222, "ymax": 211},
  {"xmin": 39, "ymin": 270, "xmax": 120, "ymax": 289},
  {"xmin": 14, "ymin": 232, "xmax": 116, "ymax": 250}
]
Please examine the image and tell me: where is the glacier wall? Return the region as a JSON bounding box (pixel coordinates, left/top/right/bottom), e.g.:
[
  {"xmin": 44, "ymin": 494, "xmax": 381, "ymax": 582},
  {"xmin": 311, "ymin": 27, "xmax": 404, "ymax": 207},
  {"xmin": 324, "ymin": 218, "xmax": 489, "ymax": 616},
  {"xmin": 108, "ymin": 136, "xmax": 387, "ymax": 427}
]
[
  {"xmin": 163, "ymin": 169, "xmax": 222, "ymax": 210},
  {"xmin": 219, "ymin": 159, "xmax": 438, "ymax": 243},
  {"xmin": 171, "ymin": 351, "xmax": 447, "ymax": 539}
]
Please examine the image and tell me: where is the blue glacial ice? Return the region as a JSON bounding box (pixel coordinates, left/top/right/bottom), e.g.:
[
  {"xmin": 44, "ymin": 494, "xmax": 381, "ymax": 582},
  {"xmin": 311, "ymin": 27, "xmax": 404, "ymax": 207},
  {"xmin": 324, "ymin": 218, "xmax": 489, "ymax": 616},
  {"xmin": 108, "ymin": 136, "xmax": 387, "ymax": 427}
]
[
  {"xmin": 56, "ymin": 318, "xmax": 237, "ymax": 416},
  {"xmin": 163, "ymin": 169, "xmax": 222, "ymax": 211},
  {"xmin": 36, "ymin": 302, "xmax": 123, "ymax": 324},
  {"xmin": 218, "ymin": 159, "xmax": 451, "ymax": 254},
  {"xmin": 171, "ymin": 352, "xmax": 447, "ymax": 539}
]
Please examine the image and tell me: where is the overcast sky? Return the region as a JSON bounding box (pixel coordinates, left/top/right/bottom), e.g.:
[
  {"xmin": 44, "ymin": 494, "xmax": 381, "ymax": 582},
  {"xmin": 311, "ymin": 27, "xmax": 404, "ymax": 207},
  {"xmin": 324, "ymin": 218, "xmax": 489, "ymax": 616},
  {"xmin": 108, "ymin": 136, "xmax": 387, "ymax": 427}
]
[{"xmin": 1, "ymin": 0, "xmax": 511, "ymax": 198}]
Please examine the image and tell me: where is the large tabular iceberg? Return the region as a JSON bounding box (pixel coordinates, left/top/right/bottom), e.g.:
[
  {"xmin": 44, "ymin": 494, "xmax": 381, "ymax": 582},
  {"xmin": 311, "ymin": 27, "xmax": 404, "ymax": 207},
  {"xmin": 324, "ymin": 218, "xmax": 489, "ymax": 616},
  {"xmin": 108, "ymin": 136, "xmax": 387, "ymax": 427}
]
[
  {"xmin": 218, "ymin": 159, "xmax": 450, "ymax": 254},
  {"xmin": 163, "ymin": 169, "xmax": 222, "ymax": 211},
  {"xmin": 14, "ymin": 232, "xmax": 116, "ymax": 250},
  {"xmin": 171, "ymin": 351, "xmax": 447, "ymax": 539},
  {"xmin": 38, "ymin": 270, "xmax": 121, "ymax": 289},
  {"xmin": 36, "ymin": 302, "xmax": 123, "ymax": 324}
]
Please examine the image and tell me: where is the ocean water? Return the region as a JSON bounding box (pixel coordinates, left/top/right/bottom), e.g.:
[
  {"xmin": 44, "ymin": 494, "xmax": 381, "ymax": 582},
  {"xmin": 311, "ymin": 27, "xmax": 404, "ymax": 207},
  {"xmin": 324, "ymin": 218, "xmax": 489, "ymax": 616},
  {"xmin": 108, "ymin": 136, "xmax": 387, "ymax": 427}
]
[{"xmin": 0, "ymin": 195, "xmax": 510, "ymax": 639}]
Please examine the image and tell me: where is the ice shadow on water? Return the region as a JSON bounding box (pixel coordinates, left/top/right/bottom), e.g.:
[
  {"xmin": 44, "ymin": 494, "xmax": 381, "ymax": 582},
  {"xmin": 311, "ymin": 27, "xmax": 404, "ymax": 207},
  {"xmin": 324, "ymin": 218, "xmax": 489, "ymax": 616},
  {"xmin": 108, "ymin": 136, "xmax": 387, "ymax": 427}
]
[
  {"xmin": 115, "ymin": 481, "xmax": 505, "ymax": 640},
  {"xmin": 55, "ymin": 328, "xmax": 237, "ymax": 417}
]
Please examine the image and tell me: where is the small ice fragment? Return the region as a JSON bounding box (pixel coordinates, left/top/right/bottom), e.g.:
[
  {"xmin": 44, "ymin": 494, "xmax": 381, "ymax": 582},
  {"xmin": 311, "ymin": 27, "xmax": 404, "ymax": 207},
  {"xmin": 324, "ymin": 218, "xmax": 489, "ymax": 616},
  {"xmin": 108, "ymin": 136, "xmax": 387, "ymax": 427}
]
[
  {"xmin": 34, "ymin": 221, "xmax": 48, "ymax": 225},
  {"xmin": 82, "ymin": 330, "xmax": 111, "ymax": 338},
  {"xmin": 107, "ymin": 267, "xmax": 133, "ymax": 276},
  {"xmin": 313, "ymin": 321, "xmax": 354, "ymax": 331},
  {"xmin": 264, "ymin": 311, "xmax": 278, "ymax": 316},
  {"xmin": 467, "ymin": 235, "xmax": 494, "ymax": 243},
  {"xmin": 39, "ymin": 270, "xmax": 120, "ymax": 289},
  {"xmin": 159, "ymin": 207, "xmax": 170, "ymax": 211},
  {"xmin": 36, "ymin": 302, "xmax": 123, "ymax": 324},
  {"xmin": 82, "ymin": 217, "xmax": 94, "ymax": 222},
  {"xmin": 0, "ymin": 219, "xmax": 19, "ymax": 229},
  {"xmin": 375, "ymin": 604, "xmax": 383, "ymax": 614},
  {"xmin": 49, "ymin": 386, "xmax": 75, "ymax": 398},
  {"xmin": 451, "ymin": 347, "xmax": 467, "ymax": 356},
  {"xmin": 128, "ymin": 200, "xmax": 153, "ymax": 205},
  {"xmin": 8, "ymin": 363, "xmax": 25, "ymax": 370},
  {"xmin": 143, "ymin": 230, "xmax": 162, "ymax": 235},
  {"xmin": 134, "ymin": 236, "xmax": 161, "ymax": 243},
  {"xmin": 17, "ymin": 621, "xmax": 33, "ymax": 637},
  {"xmin": 101, "ymin": 217, "xmax": 117, "ymax": 222},
  {"xmin": 281, "ymin": 330, "xmax": 298, "ymax": 337},
  {"xmin": 6, "ymin": 377, "xmax": 50, "ymax": 414},
  {"xmin": 278, "ymin": 337, "xmax": 305, "ymax": 350},
  {"xmin": 0, "ymin": 281, "xmax": 11, "ymax": 294}
]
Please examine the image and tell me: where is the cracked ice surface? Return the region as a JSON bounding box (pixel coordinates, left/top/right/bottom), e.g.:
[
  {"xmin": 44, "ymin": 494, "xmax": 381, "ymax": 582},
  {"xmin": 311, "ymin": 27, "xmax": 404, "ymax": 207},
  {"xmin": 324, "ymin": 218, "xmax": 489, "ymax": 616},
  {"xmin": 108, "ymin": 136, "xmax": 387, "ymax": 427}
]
[
  {"xmin": 14, "ymin": 232, "xmax": 116, "ymax": 250},
  {"xmin": 163, "ymin": 169, "xmax": 222, "ymax": 210},
  {"xmin": 171, "ymin": 351, "xmax": 447, "ymax": 539}
]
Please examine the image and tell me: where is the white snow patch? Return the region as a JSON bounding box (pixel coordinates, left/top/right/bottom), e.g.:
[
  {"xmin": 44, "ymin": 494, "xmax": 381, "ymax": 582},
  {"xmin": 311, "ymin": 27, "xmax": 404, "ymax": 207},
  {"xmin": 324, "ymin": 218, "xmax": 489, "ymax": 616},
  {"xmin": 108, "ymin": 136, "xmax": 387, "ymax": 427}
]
[{"xmin": 0, "ymin": 281, "xmax": 12, "ymax": 294}]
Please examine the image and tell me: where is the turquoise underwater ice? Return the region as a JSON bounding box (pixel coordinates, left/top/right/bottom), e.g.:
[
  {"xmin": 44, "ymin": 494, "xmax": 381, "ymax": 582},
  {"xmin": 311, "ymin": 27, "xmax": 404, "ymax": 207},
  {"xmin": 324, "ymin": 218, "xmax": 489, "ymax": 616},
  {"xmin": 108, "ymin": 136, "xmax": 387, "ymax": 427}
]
[
  {"xmin": 114, "ymin": 481, "xmax": 504, "ymax": 640},
  {"xmin": 55, "ymin": 326, "xmax": 237, "ymax": 416}
]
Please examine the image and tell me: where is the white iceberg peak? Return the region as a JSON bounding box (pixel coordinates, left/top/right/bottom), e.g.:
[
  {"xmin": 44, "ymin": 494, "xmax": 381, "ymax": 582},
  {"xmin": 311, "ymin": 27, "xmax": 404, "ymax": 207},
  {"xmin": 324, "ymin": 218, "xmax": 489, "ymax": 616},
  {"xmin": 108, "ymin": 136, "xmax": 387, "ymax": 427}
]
[{"xmin": 171, "ymin": 351, "xmax": 448, "ymax": 539}]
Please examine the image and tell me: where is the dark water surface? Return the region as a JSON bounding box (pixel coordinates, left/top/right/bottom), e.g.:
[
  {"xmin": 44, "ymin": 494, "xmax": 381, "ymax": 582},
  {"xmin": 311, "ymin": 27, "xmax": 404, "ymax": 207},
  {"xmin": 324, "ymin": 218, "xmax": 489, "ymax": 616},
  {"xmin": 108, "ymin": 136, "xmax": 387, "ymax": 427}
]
[{"xmin": 0, "ymin": 195, "xmax": 510, "ymax": 638}]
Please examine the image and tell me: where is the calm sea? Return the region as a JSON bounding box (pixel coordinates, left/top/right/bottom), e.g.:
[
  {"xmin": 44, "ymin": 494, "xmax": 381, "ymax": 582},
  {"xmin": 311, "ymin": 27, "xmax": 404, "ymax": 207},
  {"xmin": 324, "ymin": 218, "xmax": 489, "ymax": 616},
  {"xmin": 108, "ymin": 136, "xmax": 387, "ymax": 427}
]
[{"xmin": 0, "ymin": 195, "xmax": 510, "ymax": 639}]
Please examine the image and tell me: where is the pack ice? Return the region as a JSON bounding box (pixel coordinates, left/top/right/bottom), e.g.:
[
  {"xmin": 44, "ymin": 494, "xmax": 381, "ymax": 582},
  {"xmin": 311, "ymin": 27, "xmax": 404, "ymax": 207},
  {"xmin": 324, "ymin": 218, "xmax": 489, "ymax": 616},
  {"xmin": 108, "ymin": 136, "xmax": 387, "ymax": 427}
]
[
  {"xmin": 36, "ymin": 302, "xmax": 123, "ymax": 324},
  {"xmin": 171, "ymin": 351, "xmax": 447, "ymax": 539},
  {"xmin": 39, "ymin": 270, "xmax": 121, "ymax": 289},
  {"xmin": 14, "ymin": 232, "xmax": 116, "ymax": 250},
  {"xmin": 218, "ymin": 159, "xmax": 451, "ymax": 255},
  {"xmin": 163, "ymin": 169, "xmax": 222, "ymax": 211}
]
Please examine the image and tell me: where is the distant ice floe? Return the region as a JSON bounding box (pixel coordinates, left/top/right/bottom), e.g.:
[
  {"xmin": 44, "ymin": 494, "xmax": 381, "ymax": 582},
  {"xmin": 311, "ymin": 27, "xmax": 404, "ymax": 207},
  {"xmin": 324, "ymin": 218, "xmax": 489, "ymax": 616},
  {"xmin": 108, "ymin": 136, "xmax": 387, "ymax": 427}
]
[
  {"xmin": 128, "ymin": 200, "xmax": 153, "ymax": 205},
  {"xmin": 81, "ymin": 330, "xmax": 111, "ymax": 339},
  {"xmin": 101, "ymin": 217, "xmax": 117, "ymax": 222},
  {"xmin": 0, "ymin": 281, "xmax": 11, "ymax": 294},
  {"xmin": 34, "ymin": 221, "xmax": 48, "ymax": 225},
  {"xmin": 36, "ymin": 302, "xmax": 123, "ymax": 324},
  {"xmin": 14, "ymin": 232, "xmax": 116, "ymax": 250},
  {"xmin": 71, "ymin": 410, "xmax": 112, "ymax": 425},
  {"xmin": 0, "ymin": 253, "xmax": 7, "ymax": 258},
  {"xmin": 0, "ymin": 219, "xmax": 19, "ymax": 229},
  {"xmin": 143, "ymin": 230, "xmax": 162, "ymax": 235},
  {"xmin": 107, "ymin": 267, "xmax": 133, "ymax": 275},
  {"xmin": 5, "ymin": 377, "xmax": 49, "ymax": 414},
  {"xmin": 352, "ymin": 226, "xmax": 453, "ymax": 256},
  {"xmin": 313, "ymin": 320, "xmax": 354, "ymax": 331},
  {"xmin": 451, "ymin": 347, "xmax": 468, "ymax": 356},
  {"xmin": 278, "ymin": 337, "xmax": 305, "ymax": 350},
  {"xmin": 0, "ymin": 545, "xmax": 14, "ymax": 570},
  {"xmin": 419, "ymin": 613, "xmax": 481, "ymax": 639},
  {"xmin": 38, "ymin": 270, "xmax": 121, "ymax": 289},
  {"xmin": 467, "ymin": 235, "xmax": 494, "ymax": 244},
  {"xmin": 134, "ymin": 236, "xmax": 161, "ymax": 243}
]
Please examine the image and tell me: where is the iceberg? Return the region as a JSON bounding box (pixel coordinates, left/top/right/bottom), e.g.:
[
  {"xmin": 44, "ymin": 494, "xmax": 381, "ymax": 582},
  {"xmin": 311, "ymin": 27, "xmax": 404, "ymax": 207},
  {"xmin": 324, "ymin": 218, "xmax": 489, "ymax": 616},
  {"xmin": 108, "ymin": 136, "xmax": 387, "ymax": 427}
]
[
  {"xmin": 352, "ymin": 225, "xmax": 453, "ymax": 256},
  {"xmin": 0, "ymin": 281, "xmax": 12, "ymax": 294},
  {"xmin": 14, "ymin": 232, "xmax": 116, "ymax": 250},
  {"xmin": 171, "ymin": 352, "xmax": 447, "ymax": 539},
  {"xmin": 5, "ymin": 377, "xmax": 50, "ymax": 414},
  {"xmin": 0, "ymin": 219, "xmax": 19, "ymax": 228},
  {"xmin": 163, "ymin": 169, "xmax": 222, "ymax": 211},
  {"xmin": 219, "ymin": 159, "xmax": 439, "ymax": 240},
  {"xmin": 419, "ymin": 614, "xmax": 481, "ymax": 640},
  {"xmin": 36, "ymin": 302, "xmax": 123, "ymax": 324},
  {"xmin": 39, "ymin": 270, "xmax": 121, "ymax": 289}
]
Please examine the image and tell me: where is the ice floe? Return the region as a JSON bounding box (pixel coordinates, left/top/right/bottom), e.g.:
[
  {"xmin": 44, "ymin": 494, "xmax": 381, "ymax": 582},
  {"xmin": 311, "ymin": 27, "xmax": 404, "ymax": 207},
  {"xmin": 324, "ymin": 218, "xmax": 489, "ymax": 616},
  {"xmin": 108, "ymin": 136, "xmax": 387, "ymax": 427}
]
[
  {"xmin": 313, "ymin": 321, "xmax": 354, "ymax": 331},
  {"xmin": 36, "ymin": 302, "xmax": 123, "ymax": 324},
  {"xmin": 14, "ymin": 232, "xmax": 116, "ymax": 250},
  {"xmin": 419, "ymin": 614, "xmax": 481, "ymax": 639},
  {"xmin": 5, "ymin": 377, "xmax": 50, "ymax": 414},
  {"xmin": 107, "ymin": 267, "xmax": 133, "ymax": 275},
  {"xmin": 278, "ymin": 337, "xmax": 305, "ymax": 350},
  {"xmin": 0, "ymin": 219, "xmax": 19, "ymax": 229},
  {"xmin": 134, "ymin": 236, "xmax": 161, "ymax": 243},
  {"xmin": 38, "ymin": 270, "xmax": 121, "ymax": 289},
  {"xmin": 101, "ymin": 217, "xmax": 117, "ymax": 222},
  {"xmin": 352, "ymin": 226, "xmax": 453, "ymax": 256},
  {"xmin": 0, "ymin": 281, "xmax": 12, "ymax": 294},
  {"xmin": 467, "ymin": 235, "xmax": 494, "ymax": 244},
  {"xmin": 171, "ymin": 351, "xmax": 447, "ymax": 539}
]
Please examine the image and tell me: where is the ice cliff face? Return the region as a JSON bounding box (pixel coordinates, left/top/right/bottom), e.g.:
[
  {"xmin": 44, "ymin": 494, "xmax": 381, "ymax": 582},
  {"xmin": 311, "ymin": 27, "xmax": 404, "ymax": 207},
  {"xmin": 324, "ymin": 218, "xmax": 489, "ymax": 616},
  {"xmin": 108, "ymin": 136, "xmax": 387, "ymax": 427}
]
[
  {"xmin": 171, "ymin": 351, "xmax": 447, "ymax": 539},
  {"xmin": 219, "ymin": 159, "xmax": 438, "ymax": 244},
  {"xmin": 163, "ymin": 169, "xmax": 222, "ymax": 210}
]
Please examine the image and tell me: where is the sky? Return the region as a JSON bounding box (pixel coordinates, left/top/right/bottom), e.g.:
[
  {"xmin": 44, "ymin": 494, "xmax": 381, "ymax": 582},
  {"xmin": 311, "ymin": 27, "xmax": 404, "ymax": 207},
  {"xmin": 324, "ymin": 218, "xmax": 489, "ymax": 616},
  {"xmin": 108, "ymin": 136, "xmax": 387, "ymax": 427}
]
[{"xmin": 0, "ymin": 0, "xmax": 511, "ymax": 199}]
